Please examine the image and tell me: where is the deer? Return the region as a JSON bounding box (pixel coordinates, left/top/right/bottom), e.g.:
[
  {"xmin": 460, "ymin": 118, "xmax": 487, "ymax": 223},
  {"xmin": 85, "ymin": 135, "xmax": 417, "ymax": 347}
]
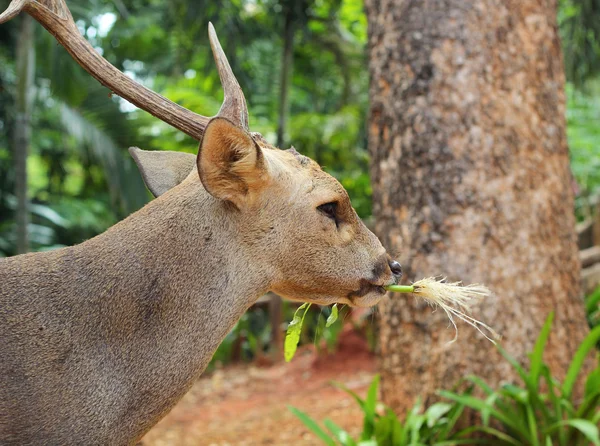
[{"xmin": 0, "ymin": 1, "xmax": 403, "ymax": 445}]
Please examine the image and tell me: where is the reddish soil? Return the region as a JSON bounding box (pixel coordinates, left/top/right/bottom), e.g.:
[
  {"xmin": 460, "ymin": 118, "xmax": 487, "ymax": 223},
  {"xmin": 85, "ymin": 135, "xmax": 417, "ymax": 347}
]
[{"xmin": 141, "ymin": 327, "xmax": 376, "ymax": 445}]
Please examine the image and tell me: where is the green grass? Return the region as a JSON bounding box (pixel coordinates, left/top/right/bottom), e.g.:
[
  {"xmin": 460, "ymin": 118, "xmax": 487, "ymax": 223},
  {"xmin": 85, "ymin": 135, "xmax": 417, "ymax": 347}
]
[{"xmin": 292, "ymin": 313, "xmax": 600, "ymax": 445}]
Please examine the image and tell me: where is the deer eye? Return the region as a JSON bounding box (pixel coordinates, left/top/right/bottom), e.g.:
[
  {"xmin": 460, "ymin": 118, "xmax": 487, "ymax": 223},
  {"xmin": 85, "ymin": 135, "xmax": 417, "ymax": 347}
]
[{"xmin": 317, "ymin": 202, "xmax": 339, "ymax": 227}]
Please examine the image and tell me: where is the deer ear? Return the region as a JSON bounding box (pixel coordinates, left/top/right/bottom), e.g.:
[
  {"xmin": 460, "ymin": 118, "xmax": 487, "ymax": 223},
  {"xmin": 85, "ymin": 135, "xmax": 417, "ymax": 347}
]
[
  {"xmin": 197, "ymin": 117, "xmax": 267, "ymax": 207},
  {"xmin": 129, "ymin": 147, "xmax": 196, "ymax": 198}
]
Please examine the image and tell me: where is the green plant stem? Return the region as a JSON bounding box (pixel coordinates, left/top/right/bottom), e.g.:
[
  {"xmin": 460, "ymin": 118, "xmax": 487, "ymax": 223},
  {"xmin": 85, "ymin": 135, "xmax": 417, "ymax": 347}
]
[{"xmin": 384, "ymin": 285, "xmax": 415, "ymax": 293}]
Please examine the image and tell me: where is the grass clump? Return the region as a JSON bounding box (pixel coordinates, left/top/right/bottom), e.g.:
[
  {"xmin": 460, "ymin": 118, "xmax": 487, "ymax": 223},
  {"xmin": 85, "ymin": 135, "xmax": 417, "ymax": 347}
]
[{"xmin": 291, "ymin": 312, "xmax": 600, "ymax": 446}]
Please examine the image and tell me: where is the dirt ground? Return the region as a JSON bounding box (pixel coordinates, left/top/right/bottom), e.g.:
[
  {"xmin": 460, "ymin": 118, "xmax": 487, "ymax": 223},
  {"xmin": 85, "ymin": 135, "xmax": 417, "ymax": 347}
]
[{"xmin": 141, "ymin": 328, "xmax": 376, "ymax": 446}]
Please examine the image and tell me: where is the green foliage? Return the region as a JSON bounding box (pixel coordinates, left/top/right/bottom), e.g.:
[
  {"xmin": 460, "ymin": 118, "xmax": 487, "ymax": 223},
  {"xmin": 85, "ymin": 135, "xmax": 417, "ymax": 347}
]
[
  {"xmin": 208, "ymin": 309, "xmax": 272, "ymax": 370},
  {"xmin": 207, "ymin": 302, "xmax": 348, "ymax": 369},
  {"xmin": 326, "ymin": 304, "xmax": 339, "ymax": 327},
  {"xmin": 0, "ymin": 0, "xmax": 592, "ymax": 254},
  {"xmin": 587, "ymin": 287, "xmax": 600, "ymax": 331},
  {"xmin": 291, "ymin": 375, "xmax": 480, "ymax": 445},
  {"xmin": 315, "ymin": 304, "xmax": 348, "ymax": 354},
  {"xmin": 0, "ymin": 195, "xmax": 70, "ymax": 255},
  {"xmin": 442, "ymin": 313, "xmax": 600, "ymax": 446},
  {"xmin": 566, "ymin": 81, "xmax": 600, "ymax": 219},
  {"xmin": 292, "ymin": 313, "xmax": 600, "ymax": 445},
  {"xmin": 0, "ymin": 0, "xmax": 375, "ymax": 257},
  {"xmin": 285, "ymin": 302, "xmax": 312, "ymax": 362},
  {"xmin": 558, "ymin": 0, "xmax": 600, "ymax": 87}
]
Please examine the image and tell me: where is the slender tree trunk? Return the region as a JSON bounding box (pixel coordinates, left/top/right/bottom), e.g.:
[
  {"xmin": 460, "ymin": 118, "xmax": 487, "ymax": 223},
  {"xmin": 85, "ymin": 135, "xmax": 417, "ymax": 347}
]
[
  {"xmin": 364, "ymin": 0, "xmax": 592, "ymax": 414},
  {"xmin": 14, "ymin": 16, "xmax": 35, "ymax": 255},
  {"xmin": 276, "ymin": 9, "xmax": 295, "ymax": 148},
  {"xmin": 270, "ymin": 8, "xmax": 296, "ymax": 361}
]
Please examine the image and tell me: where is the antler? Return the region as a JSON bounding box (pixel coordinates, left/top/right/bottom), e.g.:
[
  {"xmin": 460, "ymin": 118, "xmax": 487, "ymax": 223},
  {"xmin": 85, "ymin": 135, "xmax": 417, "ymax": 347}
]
[
  {"xmin": 0, "ymin": 0, "xmax": 250, "ymax": 139},
  {"xmin": 208, "ymin": 23, "xmax": 249, "ymax": 131}
]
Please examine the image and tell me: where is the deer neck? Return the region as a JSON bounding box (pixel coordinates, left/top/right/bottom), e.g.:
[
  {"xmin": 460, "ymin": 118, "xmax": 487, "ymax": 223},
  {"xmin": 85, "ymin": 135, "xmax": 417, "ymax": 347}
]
[
  {"xmin": 69, "ymin": 176, "xmax": 271, "ymax": 437},
  {"xmin": 90, "ymin": 175, "xmax": 270, "ymax": 350}
]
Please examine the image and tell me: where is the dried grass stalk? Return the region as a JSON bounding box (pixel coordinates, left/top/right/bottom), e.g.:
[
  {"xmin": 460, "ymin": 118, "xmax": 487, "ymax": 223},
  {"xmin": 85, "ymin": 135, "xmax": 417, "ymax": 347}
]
[{"xmin": 386, "ymin": 277, "xmax": 501, "ymax": 344}]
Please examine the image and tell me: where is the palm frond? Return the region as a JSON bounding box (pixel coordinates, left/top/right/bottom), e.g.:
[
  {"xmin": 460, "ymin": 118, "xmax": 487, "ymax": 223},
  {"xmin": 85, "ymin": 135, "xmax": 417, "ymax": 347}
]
[{"xmin": 59, "ymin": 104, "xmax": 148, "ymax": 214}]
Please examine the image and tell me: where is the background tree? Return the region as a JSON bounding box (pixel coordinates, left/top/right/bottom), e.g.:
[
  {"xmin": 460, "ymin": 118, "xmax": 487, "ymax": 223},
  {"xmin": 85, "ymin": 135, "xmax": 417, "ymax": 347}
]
[
  {"xmin": 13, "ymin": 16, "xmax": 34, "ymax": 253},
  {"xmin": 365, "ymin": 0, "xmax": 594, "ymax": 414},
  {"xmin": 559, "ymin": 0, "xmax": 600, "ymax": 88}
]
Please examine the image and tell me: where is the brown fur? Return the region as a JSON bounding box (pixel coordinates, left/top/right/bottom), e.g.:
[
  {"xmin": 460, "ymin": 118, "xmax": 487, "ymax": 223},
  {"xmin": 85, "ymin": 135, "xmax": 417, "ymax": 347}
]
[{"xmin": 0, "ymin": 118, "xmax": 398, "ymax": 445}]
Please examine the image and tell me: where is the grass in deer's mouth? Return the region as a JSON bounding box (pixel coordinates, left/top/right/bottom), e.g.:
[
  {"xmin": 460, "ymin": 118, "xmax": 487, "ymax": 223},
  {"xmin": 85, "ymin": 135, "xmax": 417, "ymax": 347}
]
[
  {"xmin": 385, "ymin": 277, "xmax": 501, "ymax": 344},
  {"xmin": 284, "ymin": 277, "xmax": 500, "ymax": 362}
]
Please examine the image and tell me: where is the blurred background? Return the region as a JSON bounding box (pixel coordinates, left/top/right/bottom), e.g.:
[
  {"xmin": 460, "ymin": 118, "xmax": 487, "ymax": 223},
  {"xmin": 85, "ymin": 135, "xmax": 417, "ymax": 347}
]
[{"xmin": 0, "ymin": 0, "xmax": 599, "ymax": 444}]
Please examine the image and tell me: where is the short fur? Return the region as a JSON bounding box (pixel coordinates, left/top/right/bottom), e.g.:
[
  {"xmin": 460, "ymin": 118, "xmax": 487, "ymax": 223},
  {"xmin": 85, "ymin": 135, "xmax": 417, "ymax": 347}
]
[{"xmin": 0, "ymin": 119, "xmax": 397, "ymax": 445}]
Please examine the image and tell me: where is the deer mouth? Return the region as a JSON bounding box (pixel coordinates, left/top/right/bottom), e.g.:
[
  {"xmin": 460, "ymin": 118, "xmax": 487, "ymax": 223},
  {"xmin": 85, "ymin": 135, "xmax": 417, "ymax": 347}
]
[{"xmin": 347, "ymin": 279, "xmax": 387, "ymax": 301}]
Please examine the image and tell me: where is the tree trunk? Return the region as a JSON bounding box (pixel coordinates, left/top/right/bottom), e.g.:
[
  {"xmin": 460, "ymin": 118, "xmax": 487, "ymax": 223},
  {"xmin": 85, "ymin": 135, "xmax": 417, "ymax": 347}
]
[
  {"xmin": 270, "ymin": 8, "xmax": 296, "ymax": 361},
  {"xmin": 364, "ymin": 0, "xmax": 592, "ymax": 414},
  {"xmin": 276, "ymin": 8, "xmax": 295, "ymax": 148},
  {"xmin": 14, "ymin": 16, "xmax": 35, "ymax": 255}
]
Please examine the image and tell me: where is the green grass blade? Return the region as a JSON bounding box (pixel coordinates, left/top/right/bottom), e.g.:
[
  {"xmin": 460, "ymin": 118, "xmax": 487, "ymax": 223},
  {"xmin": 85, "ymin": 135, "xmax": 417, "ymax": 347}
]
[
  {"xmin": 435, "ymin": 440, "xmax": 498, "ymax": 446},
  {"xmin": 331, "ymin": 381, "xmax": 365, "ymax": 410},
  {"xmin": 465, "ymin": 375, "xmax": 494, "ymax": 395},
  {"xmin": 455, "ymin": 426, "xmax": 523, "ymax": 445},
  {"xmin": 439, "ymin": 391, "xmax": 530, "ymax": 440},
  {"xmin": 361, "ymin": 375, "xmax": 380, "ymax": 440},
  {"xmin": 482, "ymin": 392, "xmax": 501, "ymax": 426},
  {"xmin": 498, "ymin": 313, "xmax": 554, "ymax": 424},
  {"xmin": 365, "ymin": 374, "xmax": 379, "ymax": 416},
  {"xmin": 400, "ymin": 399, "xmax": 422, "ymax": 445},
  {"xmin": 437, "ymin": 385, "xmax": 474, "ymax": 439},
  {"xmin": 425, "ymin": 402, "xmax": 452, "ymax": 428},
  {"xmin": 544, "ymin": 419, "xmax": 600, "ymax": 446},
  {"xmin": 575, "ymin": 392, "xmax": 600, "ymax": 421},
  {"xmin": 585, "ymin": 288, "xmax": 600, "ymax": 315},
  {"xmin": 324, "ymin": 419, "xmax": 356, "ymax": 446},
  {"xmin": 530, "ymin": 313, "xmax": 554, "ymax": 392},
  {"xmin": 289, "ymin": 406, "xmax": 336, "ymax": 446},
  {"xmin": 526, "ymin": 404, "xmax": 539, "ymax": 446},
  {"xmin": 374, "ymin": 411, "xmax": 393, "ymax": 445},
  {"xmin": 540, "ymin": 365, "xmax": 566, "ymax": 445},
  {"xmin": 584, "ymin": 366, "xmax": 600, "ymax": 398},
  {"xmin": 496, "ymin": 344, "xmax": 529, "ymax": 385},
  {"xmin": 562, "ymin": 325, "xmax": 600, "ymax": 398}
]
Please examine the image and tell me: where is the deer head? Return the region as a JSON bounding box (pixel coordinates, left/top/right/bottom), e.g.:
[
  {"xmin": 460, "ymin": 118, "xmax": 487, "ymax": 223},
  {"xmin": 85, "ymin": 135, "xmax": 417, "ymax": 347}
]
[{"xmin": 0, "ymin": 0, "xmax": 402, "ymax": 307}]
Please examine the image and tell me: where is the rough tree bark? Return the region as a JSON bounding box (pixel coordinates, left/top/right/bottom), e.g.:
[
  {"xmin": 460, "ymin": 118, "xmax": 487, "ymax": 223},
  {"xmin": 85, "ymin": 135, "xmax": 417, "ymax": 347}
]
[{"xmin": 364, "ymin": 0, "xmax": 592, "ymax": 413}]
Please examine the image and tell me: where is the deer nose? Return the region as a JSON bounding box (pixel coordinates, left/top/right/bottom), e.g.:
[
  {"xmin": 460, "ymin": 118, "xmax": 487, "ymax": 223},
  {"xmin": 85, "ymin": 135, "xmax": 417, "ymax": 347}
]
[{"xmin": 389, "ymin": 260, "xmax": 402, "ymax": 277}]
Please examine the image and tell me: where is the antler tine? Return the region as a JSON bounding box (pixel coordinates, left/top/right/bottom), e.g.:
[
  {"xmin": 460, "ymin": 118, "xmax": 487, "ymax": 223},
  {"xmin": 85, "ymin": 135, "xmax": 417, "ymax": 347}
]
[
  {"xmin": 208, "ymin": 23, "xmax": 249, "ymax": 131},
  {"xmin": 1, "ymin": 0, "xmax": 211, "ymax": 140},
  {"xmin": 0, "ymin": 0, "xmax": 28, "ymax": 23}
]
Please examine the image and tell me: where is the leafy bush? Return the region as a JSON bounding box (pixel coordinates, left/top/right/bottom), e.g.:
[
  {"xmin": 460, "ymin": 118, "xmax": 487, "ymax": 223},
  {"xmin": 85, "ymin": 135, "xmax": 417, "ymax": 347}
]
[
  {"xmin": 442, "ymin": 314, "xmax": 600, "ymax": 446},
  {"xmin": 314, "ymin": 305, "xmax": 349, "ymax": 355},
  {"xmin": 291, "ymin": 375, "xmax": 478, "ymax": 445},
  {"xmin": 208, "ymin": 309, "xmax": 272, "ymax": 370},
  {"xmin": 566, "ymin": 81, "xmax": 600, "ymax": 220},
  {"xmin": 292, "ymin": 313, "xmax": 600, "ymax": 445},
  {"xmin": 0, "ymin": 195, "xmax": 71, "ymax": 256}
]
